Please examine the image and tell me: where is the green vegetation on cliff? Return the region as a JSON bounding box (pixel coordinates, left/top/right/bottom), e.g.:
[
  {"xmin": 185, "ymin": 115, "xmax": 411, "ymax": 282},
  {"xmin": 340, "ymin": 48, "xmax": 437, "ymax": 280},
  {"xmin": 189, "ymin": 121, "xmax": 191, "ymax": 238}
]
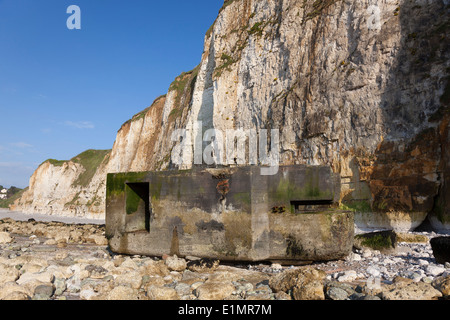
[
  {"xmin": 40, "ymin": 159, "xmax": 67, "ymax": 167},
  {"xmin": 0, "ymin": 187, "xmax": 27, "ymax": 208},
  {"xmin": 120, "ymin": 94, "xmax": 167, "ymax": 128},
  {"xmin": 38, "ymin": 149, "xmax": 111, "ymax": 189},
  {"xmin": 168, "ymin": 65, "xmax": 200, "ymax": 121},
  {"xmin": 71, "ymin": 149, "xmax": 111, "ymax": 187}
]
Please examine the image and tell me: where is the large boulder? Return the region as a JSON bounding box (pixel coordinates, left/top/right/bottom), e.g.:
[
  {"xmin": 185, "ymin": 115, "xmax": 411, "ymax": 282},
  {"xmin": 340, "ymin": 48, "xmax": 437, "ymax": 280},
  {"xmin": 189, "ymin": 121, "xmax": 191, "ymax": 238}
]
[
  {"xmin": 0, "ymin": 264, "xmax": 20, "ymax": 283},
  {"xmin": 354, "ymin": 230, "xmax": 397, "ymax": 253},
  {"xmin": 269, "ymin": 267, "xmax": 326, "ymax": 300},
  {"xmin": 193, "ymin": 280, "xmax": 235, "ymax": 300},
  {"xmin": 164, "ymin": 255, "xmax": 187, "ymax": 272},
  {"xmin": 432, "ymin": 275, "xmax": 450, "ymax": 297},
  {"xmin": 430, "ymin": 237, "xmax": 450, "ymax": 264},
  {"xmin": 0, "ymin": 232, "xmax": 13, "ymax": 244},
  {"xmin": 381, "ymin": 277, "xmax": 442, "ymax": 300}
]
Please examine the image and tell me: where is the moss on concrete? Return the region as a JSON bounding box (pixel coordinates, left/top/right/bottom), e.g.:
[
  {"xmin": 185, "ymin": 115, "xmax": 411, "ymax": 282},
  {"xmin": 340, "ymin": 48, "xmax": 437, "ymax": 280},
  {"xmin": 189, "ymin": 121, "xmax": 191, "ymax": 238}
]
[
  {"xmin": 339, "ymin": 200, "xmax": 372, "ymax": 213},
  {"xmin": 106, "ymin": 172, "xmax": 148, "ymax": 198},
  {"xmin": 125, "ymin": 184, "xmax": 142, "ymax": 215},
  {"xmin": 213, "ymin": 210, "xmax": 252, "ymax": 257},
  {"xmin": 273, "ymin": 175, "xmax": 331, "ymax": 204},
  {"xmin": 354, "ymin": 232, "xmax": 396, "ymax": 251},
  {"xmin": 286, "ymin": 235, "xmax": 305, "ymax": 257}
]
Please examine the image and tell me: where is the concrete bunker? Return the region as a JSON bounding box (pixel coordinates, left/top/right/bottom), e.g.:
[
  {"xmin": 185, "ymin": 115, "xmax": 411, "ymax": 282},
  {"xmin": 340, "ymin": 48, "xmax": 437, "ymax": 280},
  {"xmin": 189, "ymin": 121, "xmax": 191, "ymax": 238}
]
[{"xmin": 106, "ymin": 165, "xmax": 354, "ymax": 263}]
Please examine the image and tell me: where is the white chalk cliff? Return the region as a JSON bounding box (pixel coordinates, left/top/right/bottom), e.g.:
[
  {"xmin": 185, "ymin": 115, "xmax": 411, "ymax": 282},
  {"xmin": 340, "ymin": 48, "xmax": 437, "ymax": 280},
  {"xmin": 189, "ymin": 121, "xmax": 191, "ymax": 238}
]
[{"xmin": 13, "ymin": 0, "xmax": 450, "ymax": 232}]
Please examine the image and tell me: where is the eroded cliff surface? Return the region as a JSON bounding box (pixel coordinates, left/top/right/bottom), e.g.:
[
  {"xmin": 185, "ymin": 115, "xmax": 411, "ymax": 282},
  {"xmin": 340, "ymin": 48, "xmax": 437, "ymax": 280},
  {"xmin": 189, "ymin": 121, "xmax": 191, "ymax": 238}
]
[
  {"xmin": 13, "ymin": 0, "xmax": 450, "ymax": 231},
  {"xmin": 11, "ymin": 150, "xmax": 110, "ymax": 219}
]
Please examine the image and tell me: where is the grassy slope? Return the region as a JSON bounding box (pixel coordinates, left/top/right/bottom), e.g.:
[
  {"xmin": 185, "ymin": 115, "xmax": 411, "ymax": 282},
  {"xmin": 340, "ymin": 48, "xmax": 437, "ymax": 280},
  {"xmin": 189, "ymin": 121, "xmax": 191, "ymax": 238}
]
[
  {"xmin": 0, "ymin": 187, "xmax": 28, "ymax": 209},
  {"xmin": 70, "ymin": 149, "xmax": 111, "ymax": 187}
]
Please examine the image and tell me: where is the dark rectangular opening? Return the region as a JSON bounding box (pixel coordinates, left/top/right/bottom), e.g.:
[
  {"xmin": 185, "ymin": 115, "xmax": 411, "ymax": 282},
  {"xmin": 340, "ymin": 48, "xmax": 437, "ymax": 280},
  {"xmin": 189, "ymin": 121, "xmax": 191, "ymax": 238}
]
[
  {"xmin": 291, "ymin": 199, "xmax": 333, "ymax": 213},
  {"xmin": 125, "ymin": 182, "xmax": 151, "ymax": 232}
]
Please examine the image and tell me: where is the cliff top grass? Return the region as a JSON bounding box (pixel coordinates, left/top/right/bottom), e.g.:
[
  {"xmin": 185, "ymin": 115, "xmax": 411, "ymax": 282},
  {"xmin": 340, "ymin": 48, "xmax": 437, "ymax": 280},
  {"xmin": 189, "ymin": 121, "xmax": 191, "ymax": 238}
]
[
  {"xmin": 71, "ymin": 149, "xmax": 111, "ymax": 187},
  {"xmin": 120, "ymin": 94, "xmax": 167, "ymax": 129},
  {"xmin": 38, "ymin": 149, "xmax": 110, "ymax": 188},
  {"xmin": 41, "ymin": 159, "xmax": 68, "ymax": 167}
]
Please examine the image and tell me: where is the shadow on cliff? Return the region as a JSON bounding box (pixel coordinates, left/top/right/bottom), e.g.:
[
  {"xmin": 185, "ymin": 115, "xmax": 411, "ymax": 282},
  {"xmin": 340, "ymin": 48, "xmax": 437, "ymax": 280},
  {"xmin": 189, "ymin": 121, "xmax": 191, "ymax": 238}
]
[
  {"xmin": 195, "ymin": 32, "xmax": 216, "ymax": 169},
  {"xmin": 367, "ymin": 1, "xmax": 450, "ymax": 231}
]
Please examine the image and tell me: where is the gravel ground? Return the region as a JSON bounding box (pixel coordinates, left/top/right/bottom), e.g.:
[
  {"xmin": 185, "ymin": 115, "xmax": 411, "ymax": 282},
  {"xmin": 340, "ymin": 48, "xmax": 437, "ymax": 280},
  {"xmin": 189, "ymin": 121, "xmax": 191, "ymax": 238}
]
[{"xmin": 0, "ymin": 209, "xmax": 449, "ymax": 300}]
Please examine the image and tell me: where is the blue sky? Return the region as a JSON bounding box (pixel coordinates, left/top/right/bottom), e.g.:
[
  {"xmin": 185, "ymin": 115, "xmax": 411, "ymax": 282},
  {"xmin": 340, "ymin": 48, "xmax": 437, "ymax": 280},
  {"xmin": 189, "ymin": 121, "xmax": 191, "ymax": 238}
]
[{"xmin": 0, "ymin": 0, "xmax": 222, "ymax": 188}]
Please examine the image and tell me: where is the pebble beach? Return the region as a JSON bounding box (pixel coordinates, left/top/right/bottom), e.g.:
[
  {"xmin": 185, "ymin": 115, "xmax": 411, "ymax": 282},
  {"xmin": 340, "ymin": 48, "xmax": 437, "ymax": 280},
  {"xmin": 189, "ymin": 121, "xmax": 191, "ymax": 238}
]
[{"xmin": 0, "ymin": 209, "xmax": 449, "ymax": 301}]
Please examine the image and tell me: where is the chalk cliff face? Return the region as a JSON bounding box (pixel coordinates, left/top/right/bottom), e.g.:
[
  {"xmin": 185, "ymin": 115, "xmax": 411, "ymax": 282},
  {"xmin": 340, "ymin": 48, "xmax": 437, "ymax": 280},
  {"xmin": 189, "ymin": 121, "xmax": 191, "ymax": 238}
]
[
  {"xmin": 11, "ymin": 150, "xmax": 110, "ymax": 219},
  {"xmin": 13, "ymin": 0, "xmax": 450, "ymax": 232}
]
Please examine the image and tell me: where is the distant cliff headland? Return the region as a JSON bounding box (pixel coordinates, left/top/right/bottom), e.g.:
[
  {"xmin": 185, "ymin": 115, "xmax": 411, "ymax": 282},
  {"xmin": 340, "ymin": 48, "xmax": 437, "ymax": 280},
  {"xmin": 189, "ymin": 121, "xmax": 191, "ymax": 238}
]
[{"xmin": 0, "ymin": 186, "xmax": 24, "ymax": 208}]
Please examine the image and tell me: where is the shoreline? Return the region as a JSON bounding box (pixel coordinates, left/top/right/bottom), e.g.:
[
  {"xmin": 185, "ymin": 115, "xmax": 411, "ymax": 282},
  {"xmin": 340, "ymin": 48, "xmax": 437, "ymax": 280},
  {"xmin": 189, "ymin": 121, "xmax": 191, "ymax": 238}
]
[{"xmin": 0, "ymin": 208, "xmax": 105, "ymax": 225}]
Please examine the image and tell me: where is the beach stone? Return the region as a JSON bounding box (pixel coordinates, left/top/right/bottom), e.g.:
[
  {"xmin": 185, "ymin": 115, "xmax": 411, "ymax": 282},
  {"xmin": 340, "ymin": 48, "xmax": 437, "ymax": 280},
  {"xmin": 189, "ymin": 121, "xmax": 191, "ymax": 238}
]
[
  {"xmin": 141, "ymin": 260, "xmax": 170, "ymax": 277},
  {"xmin": 165, "ymin": 255, "xmax": 187, "ymax": 272},
  {"xmin": 271, "ymin": 263, "xmax": 283, "ymax": 270},
  {"xmin": 432, "ymin": 276, "xmax": 450, "ymax": 296},
  {"xmin": 174, "ymin": 282, "xmax": 191, "ymax": 296},
  {"xmin": 381, "ymin": 281, "xmax": 442, "ymax": 300},
  {"xmin": 85, "ymin": 264, "xmax": 108, "ymax": 279},
  {"xmin": 194, "ymin": 280, "xmax": 235, "ymax": 300},
  {"xmin": 33, "ymin": 284, "xmax": 54, "ymax": 300},
  {"xmin": 395, "ymin": 232, "xmax": 429, "ymax": 243},
  {"xmin": 143, "ymin": 275, "xmax": 165, "ymax": 288},
  {"xmin": 86, "ymin": 234, "xmax": 108, "ymax": 246},
  {"xmin": 3, "ymin": 291, "xmax": 30, "ymax": 300},
  {"xmin": 0, "ymin": 232, "xmax": 13, "ymax": 244},
  {"xmin": 422, "ymin": 277, "xmax": 434, "ymax": 284},
  {"xmin": 292, "ymin": 280, "xmax": 324, "ymax": 300},
  {"xmin": 269, "ymin": 267, "xmax": 326, "ymax": 300},
  {"xmin": 187, "ymin": 258, "xmax": 220, "ymax": 273},
  {"xmin": 66, "ymin": 275, "xmax": 81, "ymax": 293},
  {"xmin": 0, "ymin": 282, "xmax": 31, "ymax": 300},
  {"xmin": 327, "ymin": 286, "xmax": 350, "ymax": 300},
  {"xmin": 418, "ymin": 259, "xmax": 429, "ymax": 266},
  {"xmin": 190, "ymin": 281, "xmax": 205, "ymax": 291},
  {"xmin": 107, "ymin": 285, "xmax": 139, "ymax": 300},
  {"xmin": 430, "ymin": 237, "xmax": 450, "ymax": 264},
  {"xmin": 354, "ymin": 231, "xmax": 397, "ymax": 253},
  {"xmin": 0, "ymin": 263, "xmax": 20, "ymax": 283},
  {"xmin": 348, "ymin": 292, "xmax": 365, "ymax": 300},
  {"xmin": 337, "ymin": 270, "xmax": 357, "ymax": 282},
  {"xmin": 362, "ymin": 295, "xmax": 381, "ymax": 300},
  {"xmin": 147, "ymin": 285, "xmax": 180, "ymax": 300},
  {"xmin": 53, "ymin": 278, "xmax": 66, "ymax": 296},
  {"xmin": 367, "ymin": 266, "xmax": 381, "ymax": 278},
  {"xmin": 362, "ymin": 249, "xmax": 372, "ymax": 258},
  {"xmin": 274, "ymin": 291, "xmax": 291, "ymax": 300},
  {"xmin": 114, "ymin": 270, "xmax": 142, "ymax": 289},
  {"xmin": 426, "ymin": 265, "xmax": 446, "ymax": 277},
  {"xmin": 80, "ymin": 288, "xmax": 98, "ymax": 300}
]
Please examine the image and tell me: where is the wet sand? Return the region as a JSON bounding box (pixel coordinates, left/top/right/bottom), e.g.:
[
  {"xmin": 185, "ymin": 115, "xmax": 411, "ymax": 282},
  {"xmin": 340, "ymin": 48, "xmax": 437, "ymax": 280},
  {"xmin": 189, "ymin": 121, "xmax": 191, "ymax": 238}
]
[{"xmin": 0, "ymin": 208, "xmax": 104, "ymax": 225}]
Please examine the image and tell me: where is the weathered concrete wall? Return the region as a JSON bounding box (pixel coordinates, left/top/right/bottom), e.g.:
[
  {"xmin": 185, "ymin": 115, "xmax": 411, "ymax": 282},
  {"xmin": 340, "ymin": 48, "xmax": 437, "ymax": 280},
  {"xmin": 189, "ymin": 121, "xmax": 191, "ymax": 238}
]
[{"xmin": 106, "ymin": 165, "xmax": 354, "ymax": 262}]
